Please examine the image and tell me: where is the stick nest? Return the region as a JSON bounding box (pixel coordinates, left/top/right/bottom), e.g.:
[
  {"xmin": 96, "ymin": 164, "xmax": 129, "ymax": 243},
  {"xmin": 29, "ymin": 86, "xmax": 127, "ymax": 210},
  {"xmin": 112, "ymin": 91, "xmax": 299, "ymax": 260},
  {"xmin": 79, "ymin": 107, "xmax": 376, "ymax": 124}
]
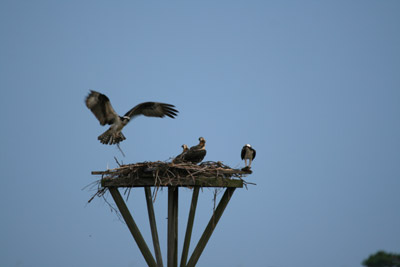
[
  {"xmin": 98, "ymin": 161, "xmax": 251, "ymax": 184},
  {"xmin": 88, "ymin": 161, "xmax": 254, "ymax": 203}
]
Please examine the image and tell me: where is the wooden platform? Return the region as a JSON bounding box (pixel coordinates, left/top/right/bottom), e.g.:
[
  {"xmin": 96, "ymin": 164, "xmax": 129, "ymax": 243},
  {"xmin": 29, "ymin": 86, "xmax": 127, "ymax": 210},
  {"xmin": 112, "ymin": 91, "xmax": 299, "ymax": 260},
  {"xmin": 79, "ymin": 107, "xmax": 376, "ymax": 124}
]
[
  {"xmin": 91, "ymin": 161, "xmax": 252, "ymax": 267},
  {"xmin": 92, "ymin": 161, "xmax": 251, "ymax": 189}
]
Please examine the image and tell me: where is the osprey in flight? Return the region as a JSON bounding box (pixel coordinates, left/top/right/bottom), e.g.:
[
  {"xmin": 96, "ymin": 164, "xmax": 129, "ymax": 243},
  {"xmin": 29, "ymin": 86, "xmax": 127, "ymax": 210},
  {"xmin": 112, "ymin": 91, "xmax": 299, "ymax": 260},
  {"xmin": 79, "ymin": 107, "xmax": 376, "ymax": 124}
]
[
  {"xmin": 241, "ymin": 144, "xmax": 256, "ymax": 168},
  {"xmin": 85, "ymin": 90, "xmax": 179, "ymax": 145}
]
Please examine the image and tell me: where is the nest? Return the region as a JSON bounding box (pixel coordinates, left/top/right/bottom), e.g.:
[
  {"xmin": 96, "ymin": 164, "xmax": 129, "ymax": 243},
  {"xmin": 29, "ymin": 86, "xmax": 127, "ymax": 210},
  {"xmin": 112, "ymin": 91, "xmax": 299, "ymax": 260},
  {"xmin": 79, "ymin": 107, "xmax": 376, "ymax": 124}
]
[
  {"xmin": 88, "ymin": 161, "xmax": 254, "ymax": 203},
  {"xmin": 97, "ymin": 161, "xmax": 251, "ymax": 185}
]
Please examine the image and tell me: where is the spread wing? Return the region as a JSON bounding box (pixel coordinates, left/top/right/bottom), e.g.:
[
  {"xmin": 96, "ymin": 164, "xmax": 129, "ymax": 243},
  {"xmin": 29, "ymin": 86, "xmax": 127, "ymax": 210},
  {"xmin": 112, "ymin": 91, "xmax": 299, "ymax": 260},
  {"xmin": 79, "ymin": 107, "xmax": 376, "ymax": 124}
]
[
  {"xmin": 85, "ymin": 90, "xmax": 119, "ymax": 125},
  {"xmin": 124, "ymin": 102, "xmax": 178, "ymax": 119}
]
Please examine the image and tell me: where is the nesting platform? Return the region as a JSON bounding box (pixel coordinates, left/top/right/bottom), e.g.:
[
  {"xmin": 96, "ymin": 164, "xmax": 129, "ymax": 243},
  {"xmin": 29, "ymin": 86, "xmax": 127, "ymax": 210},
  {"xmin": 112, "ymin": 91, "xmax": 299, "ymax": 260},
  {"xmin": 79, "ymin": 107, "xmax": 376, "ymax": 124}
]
[
  {"xmin": 93, "ymin": 161, "xmax": 251, "ymax": 188},
  {"xmin": 91, "ymin": 161, "xmax": 253, "ymax": 267}
]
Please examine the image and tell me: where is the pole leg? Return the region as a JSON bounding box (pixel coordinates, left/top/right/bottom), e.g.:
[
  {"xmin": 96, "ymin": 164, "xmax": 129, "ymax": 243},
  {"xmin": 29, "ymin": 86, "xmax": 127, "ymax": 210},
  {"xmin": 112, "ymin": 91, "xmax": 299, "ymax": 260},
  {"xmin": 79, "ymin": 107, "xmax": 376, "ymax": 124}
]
[
  {"xmin": 145, "ymin": 187, "xmax": 164, "ymax": 267},
  {"xmin": 108, "ymin": 187, "xmax": 157, "ymax": 267},
  {"xmin": 186, "ymin": 187, "xmax": 236, "ymax": 267},
  {"xmin": 168, "ymin": 186, "xmax": 178, "ymax": 267},
  {"xmin": 180, "ymin": 187, "xmax": 199, "ymax": 267}
]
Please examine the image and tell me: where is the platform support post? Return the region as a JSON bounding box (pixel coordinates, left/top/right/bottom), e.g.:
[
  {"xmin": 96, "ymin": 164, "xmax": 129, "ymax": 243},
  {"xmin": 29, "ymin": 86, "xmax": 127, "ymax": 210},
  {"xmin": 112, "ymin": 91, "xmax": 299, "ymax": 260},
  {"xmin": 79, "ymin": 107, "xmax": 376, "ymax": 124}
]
[
  {"xmin": 145, "ymin": 187, "xmax": 164, "ymax": 267},
  {"xmin": 108, "ymin": 187, "xmax": 157, "ymax": 267},
  {"xmin": 180, "ymin": 187, "xmax": 200, "ymax": 267},
  {"xmin": 186, "ymin": 187, "xmax": 236, "ymax": 267},
  {"xmin": 168, "ymin": 186, "xmax": 179, "ymax": 267}
]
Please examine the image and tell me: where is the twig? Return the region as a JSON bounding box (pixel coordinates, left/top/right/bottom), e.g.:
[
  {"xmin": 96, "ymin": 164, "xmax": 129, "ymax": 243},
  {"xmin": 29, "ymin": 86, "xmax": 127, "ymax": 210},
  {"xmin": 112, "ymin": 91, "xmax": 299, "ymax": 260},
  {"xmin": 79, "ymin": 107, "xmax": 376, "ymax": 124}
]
[
  {"xmin": 114, "ymin": 156, "xmax": 122, "ymax": 167},
  {"xmin": 116, "ymin": 143, "xmax": 126, "ymax": 157}
]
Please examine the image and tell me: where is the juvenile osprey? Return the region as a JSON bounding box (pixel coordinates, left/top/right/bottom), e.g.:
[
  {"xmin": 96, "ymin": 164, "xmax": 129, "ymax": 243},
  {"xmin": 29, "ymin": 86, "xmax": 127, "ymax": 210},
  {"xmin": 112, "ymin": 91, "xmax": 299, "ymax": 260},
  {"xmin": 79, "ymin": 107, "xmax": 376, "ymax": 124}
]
[
  {"xmin": 241, "ymin": 144, "xmax": 256, "ymax": 168},
  {"xmin": 172, "ymin": 144, "xmax": 189, "ymax": 163},
  {"xmin": 182, "ymin": 137, "xmax": 207, "ymax": 164},
  {"xmin": 85, "ymin": 90, "xmax": 178, "ymax": 145}
]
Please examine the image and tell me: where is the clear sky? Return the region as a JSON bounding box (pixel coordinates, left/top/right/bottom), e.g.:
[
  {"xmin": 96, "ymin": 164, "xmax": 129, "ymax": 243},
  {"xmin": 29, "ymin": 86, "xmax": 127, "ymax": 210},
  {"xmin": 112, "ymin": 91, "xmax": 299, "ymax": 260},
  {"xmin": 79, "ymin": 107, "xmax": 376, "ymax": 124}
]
[{"xmin": 1, "ymin": 1, "xmax": 399, "ymax": 267}]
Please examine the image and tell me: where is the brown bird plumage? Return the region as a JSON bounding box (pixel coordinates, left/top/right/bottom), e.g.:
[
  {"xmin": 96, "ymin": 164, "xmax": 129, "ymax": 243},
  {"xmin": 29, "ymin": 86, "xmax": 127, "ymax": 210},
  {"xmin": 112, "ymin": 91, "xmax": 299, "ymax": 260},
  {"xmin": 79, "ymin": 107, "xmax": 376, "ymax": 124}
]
[{"xmin": 85, "ymin": 90, "xmax": 179, "ymax": 145}]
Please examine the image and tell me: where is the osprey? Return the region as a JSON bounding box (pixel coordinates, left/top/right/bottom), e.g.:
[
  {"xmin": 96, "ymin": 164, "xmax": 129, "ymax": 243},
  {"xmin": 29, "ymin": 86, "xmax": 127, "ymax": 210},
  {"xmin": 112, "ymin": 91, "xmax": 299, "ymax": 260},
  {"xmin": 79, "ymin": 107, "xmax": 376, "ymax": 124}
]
[
  {"xmin": 182, "ymin": 137, "xmax": 207, "ymax": 164},
  {"xmin": 85, "ymin": 90, "xmax": 178, "ymax": 145},
  {"xmin": 172, "ymin": 144, "xmax": 189, "ymax": 163},
  {"xmin": 241, "ymin": 144, "xmax": 256, "ymax": 168}
]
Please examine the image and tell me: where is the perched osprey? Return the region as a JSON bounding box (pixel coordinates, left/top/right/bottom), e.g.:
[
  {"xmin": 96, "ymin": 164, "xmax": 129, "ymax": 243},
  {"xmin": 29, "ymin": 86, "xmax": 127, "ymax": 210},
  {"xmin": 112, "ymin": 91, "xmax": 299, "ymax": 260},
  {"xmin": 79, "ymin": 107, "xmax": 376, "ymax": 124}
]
[
  {"xmin": 85, "ymin": 90, "xmax": 178, "ymax": 145},
  {"xmin": 172, "ymin": 144, "xmax": 189, "ymax": 163},
  {"xmin": 182, "ymin": 137, "xmax": 207, "ymax": 164},
  {"xmin": 241, "ymin": 144, "xmax": 256, "ymax": 168}
]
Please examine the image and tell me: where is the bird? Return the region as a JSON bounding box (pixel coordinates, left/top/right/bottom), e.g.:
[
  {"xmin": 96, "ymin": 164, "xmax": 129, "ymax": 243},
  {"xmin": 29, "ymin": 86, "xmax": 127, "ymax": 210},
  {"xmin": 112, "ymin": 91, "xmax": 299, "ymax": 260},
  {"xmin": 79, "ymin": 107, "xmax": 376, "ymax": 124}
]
[
  {"xmin": 85, "ymin": 90, "xmax": 178, "ymax": 145},
  {"xmin": 182, "ymin": 137, "xmax": 207, "ymax": 164},
  {"xmin": 241, "ymin": 144, "xmax": 256, "ymax": 168},
  {"xmin": 172, "ymin": 144, "xmax": 189, "ymax": 163}
]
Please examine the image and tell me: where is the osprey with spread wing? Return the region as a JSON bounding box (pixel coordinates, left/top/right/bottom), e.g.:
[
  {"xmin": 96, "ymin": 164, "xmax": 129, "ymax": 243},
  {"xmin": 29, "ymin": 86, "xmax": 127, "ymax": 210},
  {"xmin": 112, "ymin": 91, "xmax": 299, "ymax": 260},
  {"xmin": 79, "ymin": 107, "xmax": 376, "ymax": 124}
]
[{"xmin": 85, "ymin": 90, "xmax": 179, "ymax": 145}]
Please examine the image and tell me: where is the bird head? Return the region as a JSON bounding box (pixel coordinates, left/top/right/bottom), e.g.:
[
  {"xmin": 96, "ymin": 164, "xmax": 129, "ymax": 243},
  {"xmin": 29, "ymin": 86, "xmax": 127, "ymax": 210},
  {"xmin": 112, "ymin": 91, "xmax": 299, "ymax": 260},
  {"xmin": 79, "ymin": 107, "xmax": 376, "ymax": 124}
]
[
  {"xmin": 182, "ymin": 144, "xmax": 188, "ymax": 151},
  {"xmin": 245, "ymin": 144, "xmax": 251, "ymax": 148},
  {"xmin": 120, "ymin": 116, "xmax": 131, "ymax": 125},
  {"xmin": 198, "ymin": 137, "xmax": 206, "ymax": 148}
]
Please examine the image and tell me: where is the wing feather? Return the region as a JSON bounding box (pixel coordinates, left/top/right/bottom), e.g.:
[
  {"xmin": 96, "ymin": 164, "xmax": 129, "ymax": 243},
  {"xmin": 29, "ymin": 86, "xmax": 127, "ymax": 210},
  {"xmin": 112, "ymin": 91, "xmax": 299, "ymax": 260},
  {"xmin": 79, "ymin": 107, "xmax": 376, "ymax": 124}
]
[
  {"xmin": 182, "ymin": 149, "xmax": 206, "ymax": 164},
  {"xmin": 85, "ymin": 90, "xmax": 119, "ymax": 125},
  {"xmin": 124, "ymin": 102, "xmax": 179, "ymax": 119},
  {"xmin": 241, "ymin": 147, "xmax": 246, "ymax": 160}
]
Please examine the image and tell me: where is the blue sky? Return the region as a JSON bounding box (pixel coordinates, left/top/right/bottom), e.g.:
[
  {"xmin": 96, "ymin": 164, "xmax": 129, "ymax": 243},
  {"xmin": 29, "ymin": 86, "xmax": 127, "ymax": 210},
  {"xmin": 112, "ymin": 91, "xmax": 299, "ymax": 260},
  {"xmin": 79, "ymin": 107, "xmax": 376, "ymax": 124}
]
[{"xmin": 1, "ymin": 1, "xmax": 399, "ymax": 267}]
